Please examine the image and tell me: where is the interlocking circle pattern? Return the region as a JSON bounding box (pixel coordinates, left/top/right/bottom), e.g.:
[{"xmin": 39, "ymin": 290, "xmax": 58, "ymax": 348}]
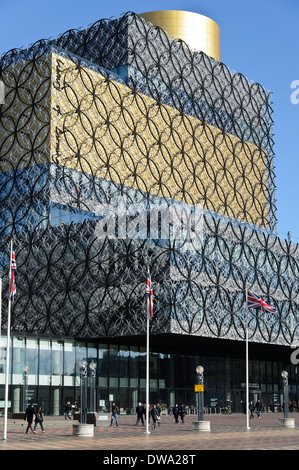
[{"xmin": 0, "ymin": 12, "xmax": 295, "ymax": 346}]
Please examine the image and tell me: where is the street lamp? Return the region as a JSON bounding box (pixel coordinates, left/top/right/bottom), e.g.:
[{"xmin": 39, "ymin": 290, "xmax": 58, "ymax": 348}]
[
  {"xmin": 23, "ymin": 365, "xmax": 29, "ymax": 412},
  {"xmin": 281, "ymin": 371, "xmax": 289, "ymax": 419},
  {"xmin": 79, "ymin": 360, "xmax": 87, "ymax": 424},
  {"xmin": 89, "ymin": 361, "xmax": 97, "ymax": 413},
  {"xmin": 196, "ymin": 365, "xmax": 204, "ymax": 422}
]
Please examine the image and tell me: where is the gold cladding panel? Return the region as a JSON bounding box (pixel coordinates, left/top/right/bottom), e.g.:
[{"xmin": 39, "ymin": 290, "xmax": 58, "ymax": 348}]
[
  {"xmin": 0, "ymin": 57, "xmax": 51, "ymax": 172},
  {"xmin": 51, "ymin": 54, "xmax": 268, "ymax": 226},
  {"xmin": 139, "ymin": 10, "xmax": 221, "ymax": 61}
]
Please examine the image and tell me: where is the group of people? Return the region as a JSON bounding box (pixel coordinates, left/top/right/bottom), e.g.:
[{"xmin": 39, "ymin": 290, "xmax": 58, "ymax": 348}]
[
  {"xmin": 135, "ymin": 402, "xmax": 161, "ymax": 429},
  {"xmin": 249, "ymin": 399, "xmax": 262, "ymax": 418},
  {"xmin": 171, "ymin": 404, "xmax": 186, "ymax": 423},
  {"xmin": 24, "ymin": 400, "xmax": 188, "ymax": 432},
  {"xmin": 135, "ymin": 402, "xmax": 187, "ymax": 427},
  {"xmin": 63, "ymin": 400, "xmax": 79, "ymax": 419},
  {"xmin": 24, "ymin": 404, "xmax": 45, "ymax": 434},
  {"xmin": 25, "ymin": 399, "xmax": 81, "ymax": 434}
]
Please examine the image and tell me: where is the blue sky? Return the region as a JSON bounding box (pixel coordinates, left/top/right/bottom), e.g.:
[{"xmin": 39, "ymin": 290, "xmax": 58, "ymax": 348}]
[{"xmin": 1, "ymin": 0, "xmax": 298, "ymax": 241}]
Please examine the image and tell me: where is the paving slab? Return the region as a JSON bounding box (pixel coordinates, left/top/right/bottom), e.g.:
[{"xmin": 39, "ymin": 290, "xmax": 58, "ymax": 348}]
[{"xmin": 0, "ymin": 412, "xmax": 297, "ymax": 454}]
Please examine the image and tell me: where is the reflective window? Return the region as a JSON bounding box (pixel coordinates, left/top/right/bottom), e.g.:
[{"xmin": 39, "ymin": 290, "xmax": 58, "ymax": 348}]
[
  {"xmin": 139, "ymin": 347, "xmax": 146, "ymax": 388},
  {"xmin": 52, "ymin": 340, "xmax": 63, "ymax": 386},
  {"xmin": 98, "ymin": 344, "xmax": 108, "ymax": 388},
  {"xmin": 12, "ymin": 337, "xmax": 25, "ymax": 381},
  {"xmin": 75, "ymin": 342, "xmax": 86, "ymax": 386},
  {"xmin": 119, "ymin": 346, "xmax": 129, "ymax": 388},
  {"xmin": 129, "ymin": 346, "xmax": 139, "ymax": 388},
  {"xmin": 26, "ymin": 339, "xmax": 38, "ymax": 385},
  {"xmin": 40, "ymin": 340, "xmax": 51, "ymax": 385},
  {"xmin": 109, "ymin": 345, "xmax": 119, "ymax": 388},
  {"xmin": 64, "ymin": 341, "xmax": 75, "ymax": 386}
]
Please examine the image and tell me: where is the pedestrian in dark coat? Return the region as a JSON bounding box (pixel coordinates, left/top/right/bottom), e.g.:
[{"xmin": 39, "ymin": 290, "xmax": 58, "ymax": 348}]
[
  {"xmin": 144, "ymin": 404, "xmax": 151, "ymax": 423},
  {"xmin": 255, "ymin": 400, "xmax": 262, "ymax": 418},
  {"xmin": 172, "ymin": 404, "xmax": 180, "ymax": 423},
  {"xmin": 179, "ymin": 404, "xmax": 186, "ymax": 423},
  {"xmin": 110, "ymin": 402, "xmax": 119, "ymax": 427},
  {"xmin": 151, "ymin": 405, "xmax": 159, "ymax": 429},
  {"xmin": 24, "ymin": 404, "xmax": 35, "ymax": 434},
  {"xmin": 249, "ymin": 401, "xmax": 255, "ymax": 418},
  {"xmin": 64, "ymin": 401, "xmax": 71, "ymax": 420},
  {"xmin": 34, "ymin": 405, "xmax": 45, "ymax": 433},
  {"xmin": 156, "ymin": 403, "xmax": 161, "ymax": 427},
  {"xmin": 135, "ymin": 402, "xmax": 144, "ymax": 425}
]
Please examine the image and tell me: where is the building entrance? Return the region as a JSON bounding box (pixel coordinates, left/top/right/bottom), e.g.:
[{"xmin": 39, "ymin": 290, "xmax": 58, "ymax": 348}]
[{"xmin": 232, "ymin": 388, "xmax": 261, "ymax": 413}]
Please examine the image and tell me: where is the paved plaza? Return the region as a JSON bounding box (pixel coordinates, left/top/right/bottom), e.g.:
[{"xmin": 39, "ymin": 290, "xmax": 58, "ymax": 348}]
[{"xmin": 0, "ymin": 411, "xmax": 298, "ymax": 453}]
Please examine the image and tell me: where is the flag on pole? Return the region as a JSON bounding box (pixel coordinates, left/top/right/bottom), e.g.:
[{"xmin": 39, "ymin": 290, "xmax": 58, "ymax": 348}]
[
  {"xmin": 4, "ymin": 241, "xmax": 16, "ymax": 440},
  {"xmin": 10, "ymin": 247, "xmax": 17, "ymax": 301},
  {"xmin": 247, "ymin": 289, "xmax": 276, "ymax": 313},
  {"xmin": 146, "ymin": 269, "xmax": 153, "ymax": 320}
]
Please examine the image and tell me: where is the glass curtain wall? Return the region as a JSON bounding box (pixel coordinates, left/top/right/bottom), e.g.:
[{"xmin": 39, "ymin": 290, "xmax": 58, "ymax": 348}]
[{"xmin": 0, "ymin": 337, "xmax": 298, "ymax": 415}]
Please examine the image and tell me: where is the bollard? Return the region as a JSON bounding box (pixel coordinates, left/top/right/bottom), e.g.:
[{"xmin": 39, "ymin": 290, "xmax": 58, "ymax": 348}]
[
  {"xmin": 72, "ymin": 423, "xmax": 94, "ymax": 436},
  {"xmin": 192, "ymin": 420, "xmax": 211, "ymax": 432}
]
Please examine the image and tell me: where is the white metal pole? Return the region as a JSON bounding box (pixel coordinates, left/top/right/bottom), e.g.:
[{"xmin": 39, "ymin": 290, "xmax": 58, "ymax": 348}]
[
  {"xmin": 246, "ymin": 289, "xmax": 250, "ymax": 430},
  {"xmin": 3, "ymin": 241, "xmax": 12, "ymax": 440},
  {"xmin": 0, "ymin": 277, "xmax": 2, "ymax": 347},
  {"xmin": 0, "ymin": 277, "xmax": 2, "ymax": 389},
  {"xmin": 145, "ymin": 313, "xmax": 150, "ymax": 434}
]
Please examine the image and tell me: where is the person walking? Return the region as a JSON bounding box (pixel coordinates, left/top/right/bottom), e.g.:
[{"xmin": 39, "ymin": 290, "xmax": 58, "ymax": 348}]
[
  {"xmin": 156, "ymin": 403, "xmax": 161, "ymax": 427},
  {"xmin": 64, "ymin": 401, "xmax": 72, "ymax": 420},
  {"xmin": 34, "ymin": 405, "xmax": 45, "ymax": 433},
  {"xmin": 249, "ymin": 401, "xmax": 255, "ymax": 418},
  {"xmin": 135, "ymin": 402, "xmax": 144, "ymax": 426},
  {"xmin": 24, "ymin": 403, "xmax": 35, "ymax": 434},
  {"xmin": 179, "ymin": 404, "xmax": 186, "ymax": 423},
  {"xmin": 172, "ymin": 404, "xmax": 180, "ymax": 423},
  {"xmin": 144, "ymin": 404, "xmax": 151, "ymax": 425},
  {"xmin": 110, "ymin": 402, "xmax": 119, "ymax": 427},
  {"xmin": 255, "ymin": 399, "xmax": 262, "ymax": 418},
  {"xmin": 151, "ymin": 404, "xmax": 159, "ymax": 429},
  {"xmin": 72, "ymin": 400, "xmax": 79, "ymax": 418}
]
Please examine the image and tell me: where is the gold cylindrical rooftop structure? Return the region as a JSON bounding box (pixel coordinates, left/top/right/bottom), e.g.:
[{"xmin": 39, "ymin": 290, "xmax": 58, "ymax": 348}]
[{"xmin": 139, "ymin": 10, "xmax": 221, "ymax": 61}]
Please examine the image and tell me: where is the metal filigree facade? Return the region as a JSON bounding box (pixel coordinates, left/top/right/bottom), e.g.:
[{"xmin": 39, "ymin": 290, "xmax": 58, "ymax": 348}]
[{"xmin": 0, "ymin": 12, "xmax": 295, "ymax": 347}]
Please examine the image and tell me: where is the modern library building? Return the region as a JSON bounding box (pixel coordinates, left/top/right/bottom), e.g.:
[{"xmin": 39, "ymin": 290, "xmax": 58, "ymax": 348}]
[{"xmin": 0, "ymin": 10, "xmax": 298, "ymax": 415}]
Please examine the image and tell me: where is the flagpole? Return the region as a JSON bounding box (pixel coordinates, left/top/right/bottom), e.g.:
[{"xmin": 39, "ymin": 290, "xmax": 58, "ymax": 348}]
[
  {"xmin": 245, "ymin": 288, "xmax": 250, "ymax": 431},
  {"xmin": 0, "ymin": 276, "xmax": 2, "ymax": 348},
  {"xmin": 245, "ymin": 289, "xmax": 276, "ymax": 430},
  {"xmin": 145, "ymin": 310, "xmax": 150, "ymax": 434},
  {"xmin": 3, "ymin": 240, "xmax": 12, "ymax": 440},
  {"xmin": 0, "ymin": 277, "xmax": 2, "ymax": 381},
  {"xmin": 145, "ymin": 267, "xmax": 152, "ymax": 435}
]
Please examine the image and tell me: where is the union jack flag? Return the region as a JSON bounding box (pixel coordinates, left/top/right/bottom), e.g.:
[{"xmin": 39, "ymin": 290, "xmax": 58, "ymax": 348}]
[
  {"xmin": 247, "ymin": 289, "xmax": 276, "ymax": 313},
  {"xmin": 10, "ymin": 247, "xmax": 17, "ymax": 301},
  {"xmin": 146, "ymin": 269, "xmax": 153, "ymax": 320}
]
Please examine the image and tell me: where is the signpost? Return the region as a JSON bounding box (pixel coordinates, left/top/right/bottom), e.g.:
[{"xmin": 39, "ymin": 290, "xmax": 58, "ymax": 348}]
[
  {"xmin": 195, "ymin": 366, "xmax": 204, "ymax": 421},
  {"xmin": 192, "ymin": 366, "xmax": 210, "ymax": 431}
]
